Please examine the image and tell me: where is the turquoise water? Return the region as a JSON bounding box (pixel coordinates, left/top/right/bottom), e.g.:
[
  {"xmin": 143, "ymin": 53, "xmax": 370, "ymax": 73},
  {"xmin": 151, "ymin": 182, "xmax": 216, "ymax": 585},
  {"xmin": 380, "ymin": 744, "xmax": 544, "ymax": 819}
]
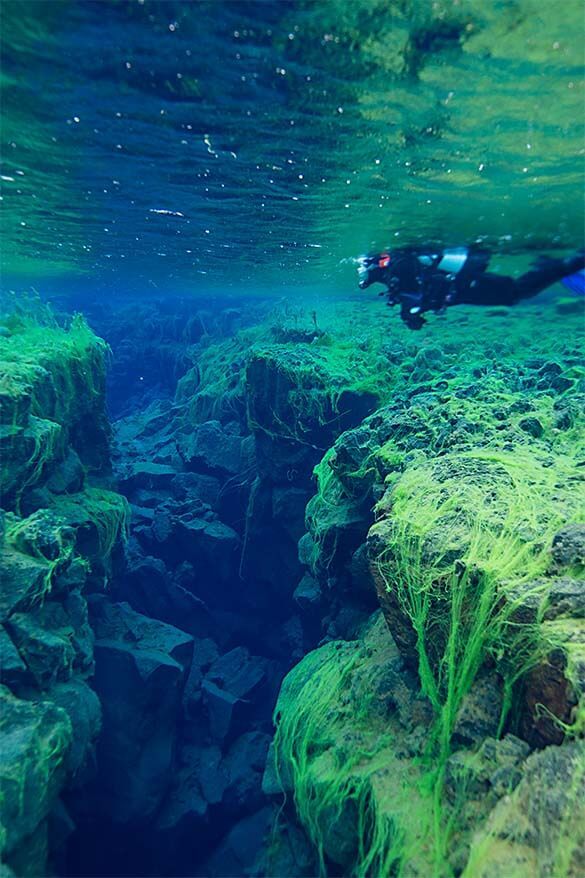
[
  {"xmin": 1, "ymin": 0, "xmax": 584, "ymax": 296},
  {"xmin": 1, "ymin": 5, "xmax": 584, "ymax": 878}
]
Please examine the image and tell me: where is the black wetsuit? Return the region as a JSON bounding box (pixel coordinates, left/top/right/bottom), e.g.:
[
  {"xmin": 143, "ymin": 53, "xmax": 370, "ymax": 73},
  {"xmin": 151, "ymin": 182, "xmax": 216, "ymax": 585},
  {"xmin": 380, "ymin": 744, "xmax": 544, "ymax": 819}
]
[{"xmin": 357, "ymin": 246, "xmax": 585, "ymax": 329}]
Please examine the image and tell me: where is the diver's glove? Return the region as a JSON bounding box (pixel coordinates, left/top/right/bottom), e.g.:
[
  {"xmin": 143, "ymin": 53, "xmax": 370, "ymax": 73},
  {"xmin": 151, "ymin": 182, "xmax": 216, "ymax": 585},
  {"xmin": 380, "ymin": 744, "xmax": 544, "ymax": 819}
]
[{"xmin": 397, "ymin": 292, "xmax": 427, "ymax": 330}]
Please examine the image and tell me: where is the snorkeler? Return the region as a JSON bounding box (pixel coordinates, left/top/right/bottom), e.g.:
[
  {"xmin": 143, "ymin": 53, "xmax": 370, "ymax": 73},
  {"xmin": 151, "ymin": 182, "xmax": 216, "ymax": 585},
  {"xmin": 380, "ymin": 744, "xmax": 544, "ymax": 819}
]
[{"xmin": 357, "ymin": 246, "xmax": 585, "ymax": 329}]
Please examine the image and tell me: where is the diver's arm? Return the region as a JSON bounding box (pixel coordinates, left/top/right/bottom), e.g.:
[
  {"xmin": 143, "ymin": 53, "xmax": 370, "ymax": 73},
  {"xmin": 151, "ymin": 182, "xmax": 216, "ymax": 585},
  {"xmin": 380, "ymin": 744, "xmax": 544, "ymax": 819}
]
[{"xmin": 398, "ymin": 293, "xmax": 426, "ymax": 329}]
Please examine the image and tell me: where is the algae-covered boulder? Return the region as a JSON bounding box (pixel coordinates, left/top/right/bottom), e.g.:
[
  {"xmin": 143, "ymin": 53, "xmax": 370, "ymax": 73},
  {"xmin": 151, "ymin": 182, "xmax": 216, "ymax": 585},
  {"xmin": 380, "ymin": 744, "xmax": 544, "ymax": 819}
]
[
  {"xmin": 270, "ymin": 612, "xmax": 552, "ymax": 877},
  {"xmin": 0, "ymin": 314, "xmax": 111, "ymax": 508},
  {"xmin": 0, "ymin": 309, "xmax": 128, "ymax": 876},
  {"xmin": 366, "ymin": 448, "xmax": 584, "ymax": 748},
  {"xmin": 301, "ymin": 306, "xmax": 585, "ymax": 747},
  {"xmin": 246, "ymin": 341, "xmax": 382, "ymax": 482},
  {"xmin": 464, "ymin": 741, "xmax": 585, "ymax": 878},
  {"xmin": 286, "ymin": 307, "xmax": 584, "ymax": 875},
  {"xmin": 270, "ymin": 613, "xmax": 433, "ymax": 875},
  {"xmin": 0, "ymin": 687, "xmax": 72, "ymax": 872}
]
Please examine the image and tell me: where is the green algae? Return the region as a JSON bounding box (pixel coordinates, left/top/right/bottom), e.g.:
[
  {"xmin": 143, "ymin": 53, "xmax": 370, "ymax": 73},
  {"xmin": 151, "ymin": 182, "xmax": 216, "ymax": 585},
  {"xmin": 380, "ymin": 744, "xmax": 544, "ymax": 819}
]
[
  {"xmin": 274, "ymin": 301, "xmax": 584, "ymax": 876},
  {"xmin": 272, "ymin": 618, "xmax": 450, "ymax": 877},
  {"xmin": 178, "ymin": 303, "xmax": 399, "ymax": 442},
  {"xmin": 0, "ymin": 311, "xmax": 108, "ymax": 424},
  {"xmin": 0, "ymin": 306, "xmax": 128, "ymax": 874},
  {"xmin": 0, "ymin": 687, "xmax": 73, "ymax": 868},
  {"xmin": 0, "ymin": 308, "xmax": 110, "ymax": 509}
]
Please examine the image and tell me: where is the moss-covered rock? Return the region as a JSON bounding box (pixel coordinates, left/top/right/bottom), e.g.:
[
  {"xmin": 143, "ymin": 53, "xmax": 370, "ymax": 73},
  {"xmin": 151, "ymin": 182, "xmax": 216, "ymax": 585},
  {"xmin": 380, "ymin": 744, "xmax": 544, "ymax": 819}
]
[
  {"xmin": 464, "ymin": 741, "xmax": 585, "ymax": 878},
  {"xmin": 0, "ymin": 314, "xmax": 111, "ymax": 509},
  {"xmin": 0, "ymin": 687, "xmax": 72, "ymax": 871},
  {"xmin": 270, "ymin": 612, "xmax": 557, "ymax": 877},
  {"xmin": 281, "ymin": 304, "xmax": 584, "ymax": 875},
  {"xmin": 0, "ymin": 310, "xmax": 128, "ymax": 876}
]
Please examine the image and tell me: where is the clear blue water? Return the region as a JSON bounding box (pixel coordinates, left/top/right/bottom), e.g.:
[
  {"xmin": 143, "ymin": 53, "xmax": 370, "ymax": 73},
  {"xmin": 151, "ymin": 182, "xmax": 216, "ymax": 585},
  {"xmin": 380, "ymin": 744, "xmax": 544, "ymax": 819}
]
[{"xmin": 1, "ymin": 0, "xmax": 584, "ymax": 299}]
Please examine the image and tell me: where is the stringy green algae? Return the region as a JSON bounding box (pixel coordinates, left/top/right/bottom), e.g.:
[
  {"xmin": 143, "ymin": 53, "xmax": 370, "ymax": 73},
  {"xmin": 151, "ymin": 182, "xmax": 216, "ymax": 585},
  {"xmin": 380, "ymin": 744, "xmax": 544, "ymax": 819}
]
[
  {"xmin": 0, "ymin": 308, "xmax": 109, "ymax": 507},
  {"xmin": 274, "ymin": 304, "xmax": 584, "ymax": 877}
]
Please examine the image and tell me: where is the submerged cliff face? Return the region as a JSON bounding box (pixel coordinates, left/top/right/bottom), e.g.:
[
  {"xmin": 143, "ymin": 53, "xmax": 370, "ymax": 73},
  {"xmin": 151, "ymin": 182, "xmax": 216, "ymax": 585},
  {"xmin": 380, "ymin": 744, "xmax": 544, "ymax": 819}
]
[
  {"xmin": 270, "ymin": 302, "xmax": 585, "ymax": 877},
  {"xmin": 1, "ymin": 296, "xmax": 582, "ymax": 878},
  {"xmin": 0, "ymin": 312, "xmax": 130, "ymax": 875}
]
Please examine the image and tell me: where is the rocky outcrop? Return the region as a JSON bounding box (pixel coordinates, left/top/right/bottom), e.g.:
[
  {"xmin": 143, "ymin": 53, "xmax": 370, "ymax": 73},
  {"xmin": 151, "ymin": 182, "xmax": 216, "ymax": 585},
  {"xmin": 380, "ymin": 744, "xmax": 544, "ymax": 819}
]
[
  {"xmin": 464, "ymin": 741, "xmax": 585, "ymax": 878},
  {"xmin": 273, "ymin": 303, "xmax": 585, "ymax": 876},
  {"xmin": 5, "ymin": 297, "xmax": 581, "ymax": 878},
  {"xmin": 82, "ymin": 597, "xmax": 193, "ymax": 824},
  {"xmin": 0, "ymin": 314, "xmax": 127, "ymax": 875}
]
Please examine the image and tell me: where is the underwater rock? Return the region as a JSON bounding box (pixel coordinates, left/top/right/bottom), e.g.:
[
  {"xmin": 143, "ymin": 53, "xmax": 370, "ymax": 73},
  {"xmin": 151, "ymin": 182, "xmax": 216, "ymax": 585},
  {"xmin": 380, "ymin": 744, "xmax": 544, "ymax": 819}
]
[
  {"xmin": 44, "ymin": 449, "xmax": 85, "ymax": 496},
  {"xmin": 48, "ymin": 679, "xmax": 101, "ymax": 781},
  {"xmin": 87, "ymin": 597, "xmax": 193, "ymax": 824},
  {"xmin": 201, "ymin": 647, "xmax": 270, "ymax": 744},
  {"xmin": 238, "ymin": 478, "xmax": 305, "ymax": 600},
  {"xmin": 202, "ymin": 682, "xmax": 249, "ymax": 745},
  {"xmin": 445, "ymin": 734, "xmax": 530, "ymax": 804},
  {"xmin": 0, "ymin": 313, "xmax": 132, "ymax": 876},
  {"xmin": 206, "ymin": 646, "xmax": 268, "ymax": 700},
  {"xmin": 246, "ymin": 343, "xmax": 379, "ymax": 482},
  {"xmin": 118, "ymin": 461, "xmax": 178, "ymax": 494},
  {"xmin": 171, "ymin": 471, "xmax": 222, "ymax": 508},
  {"xmin": 0, "ymin": 687, "xmax": 72, "ymax": 873},
  {"xmin": 506, "ymin": 575, "xmax": 585, "ymax": 747},
  {"xmin": 272, "ymin": 485, "xmax": 313, "ymax": 543},
  {"xmin": 550, "ymin": 523, "xmax": 585, "ymax": 573},
  {"xmin": 0, "ymin": 316, "xmax": 111, "ymax": 509},
  {"xmin": 199, "ymin": 806, "xmax": 274, "ymax": 878},
  {"xmin": 6, "ymin": 590, "xmax": 94, "ymax": 693},
  {"xmin": 222, "ymin": 731, "xmax": 271, "ymax": 817},
  {"xmin": 255, "ymin": 813, "xmax": 318, "ymax": 878},
  {"xmin": 293, "ymin": 573, "xmax": 323, "ymax": 611},
  {"xmin": 0, "ymin": 545, "xmax": 59, "ymax": 624},
  {"xmin": 132, "ymin": 502, "xmax": 240, "ymax": 601},
  {"xmin": 452, "ymin": 671, "xmax": 504, "ymax": 747},
  {"xmin": 182, "ymin": 636, "xmax": 220, "ymax": 727},
  {"xmin": 0, "ymin": 627, "xmax": 27, "ymax": 690},
  {"xmin": 122, "ymin": 546, "xmax": 214, "ymax": 638},
  {"xmin": 465, "ymin": 740, "xmax": 585, "ymax": 878},
  {"xmin": 270, "ymin": 613, "xmax": 436, "ymax": 874},
  {"xmin": 270, "ymin": 598, "xmax": 583, "ymax": 877},
  {"xmin": 176, "ymin": 419, "xmax": 253, "ymax": 477}
]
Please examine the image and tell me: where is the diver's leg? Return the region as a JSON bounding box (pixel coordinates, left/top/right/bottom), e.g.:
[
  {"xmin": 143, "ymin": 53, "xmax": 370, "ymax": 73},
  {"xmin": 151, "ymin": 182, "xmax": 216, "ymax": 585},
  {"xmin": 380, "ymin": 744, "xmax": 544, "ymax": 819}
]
[
  {"xmin": 456, "ymin": 274, "xmax": 519, "ymax": 306},
  {"xmin": 514, "ymin": 252, "xmax": 585, "ymax": 299},
  {"xmin": 458, "ymin": 253, "xmax": 585, "ymax": 306}
]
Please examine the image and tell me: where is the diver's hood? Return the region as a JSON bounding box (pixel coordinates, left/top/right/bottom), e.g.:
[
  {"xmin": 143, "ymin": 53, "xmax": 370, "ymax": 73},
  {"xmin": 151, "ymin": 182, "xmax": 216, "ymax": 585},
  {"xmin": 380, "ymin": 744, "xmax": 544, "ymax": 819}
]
[{"xmin": 357, "ymin": 252, "xmax": 393, "ymax": 288}]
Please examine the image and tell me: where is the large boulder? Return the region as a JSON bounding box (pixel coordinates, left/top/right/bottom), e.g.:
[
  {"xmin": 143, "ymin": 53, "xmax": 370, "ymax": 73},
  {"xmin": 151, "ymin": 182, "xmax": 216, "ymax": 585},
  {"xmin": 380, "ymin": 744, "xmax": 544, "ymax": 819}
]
[
  {"xmin": 0, "ymin": 688, "xmax": 72, "ymax": 874},
  {"xmin": 176, "ymin": 420, "xmax": 254, "ymax": 478},
  {"xmin": 86, "ymin": 598, "xmax": 193, "ymax": 824},
  {"xmin": 464, "ymin": 741, "xmax": 585, "ymax": 878}
]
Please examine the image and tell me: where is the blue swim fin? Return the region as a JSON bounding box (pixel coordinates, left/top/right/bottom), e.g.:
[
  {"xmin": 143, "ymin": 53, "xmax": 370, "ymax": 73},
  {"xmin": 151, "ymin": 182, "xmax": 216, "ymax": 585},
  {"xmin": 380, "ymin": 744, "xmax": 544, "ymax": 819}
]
[{"xmin": 561, "ymin": 269, "xmax": 585, "ymax": 295}]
